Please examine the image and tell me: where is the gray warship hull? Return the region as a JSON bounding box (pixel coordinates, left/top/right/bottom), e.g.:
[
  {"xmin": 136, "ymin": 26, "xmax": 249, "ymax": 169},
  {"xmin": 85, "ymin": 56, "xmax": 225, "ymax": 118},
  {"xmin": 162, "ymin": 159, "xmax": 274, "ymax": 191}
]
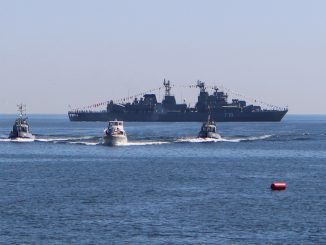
[{"xmin": 68, "ymin": 110, "xmax": 287, "ymax": 122}]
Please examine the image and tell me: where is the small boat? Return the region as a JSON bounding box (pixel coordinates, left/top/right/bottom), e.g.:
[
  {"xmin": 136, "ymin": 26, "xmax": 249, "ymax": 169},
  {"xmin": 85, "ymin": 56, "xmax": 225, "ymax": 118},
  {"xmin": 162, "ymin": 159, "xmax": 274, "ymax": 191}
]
[
  {"xmin": 103, "ymin": 119, "xmax": 128, "ymax": 146},
  {"xmin": 198, "ymin": 115, "xmax": 221, "ymax": 139},
  {"xmin": 9, "ymin": 104, "xmax": 35, "ymax": 140}
]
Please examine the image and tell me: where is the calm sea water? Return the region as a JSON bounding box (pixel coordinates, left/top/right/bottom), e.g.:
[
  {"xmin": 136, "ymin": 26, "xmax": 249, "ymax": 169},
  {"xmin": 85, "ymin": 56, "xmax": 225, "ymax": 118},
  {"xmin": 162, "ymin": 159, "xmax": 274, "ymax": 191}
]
[{"xmin": 0, "ymin": 115, "xmax": 325, "ymax": 244}]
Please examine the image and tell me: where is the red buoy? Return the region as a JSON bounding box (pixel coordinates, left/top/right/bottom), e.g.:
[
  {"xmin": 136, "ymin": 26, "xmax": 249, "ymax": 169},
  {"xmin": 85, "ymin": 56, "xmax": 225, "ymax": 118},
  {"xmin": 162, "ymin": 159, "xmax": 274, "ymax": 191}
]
[{"xmin": 271, "ymin": 182, "xmax": 286, "ymax": 190}]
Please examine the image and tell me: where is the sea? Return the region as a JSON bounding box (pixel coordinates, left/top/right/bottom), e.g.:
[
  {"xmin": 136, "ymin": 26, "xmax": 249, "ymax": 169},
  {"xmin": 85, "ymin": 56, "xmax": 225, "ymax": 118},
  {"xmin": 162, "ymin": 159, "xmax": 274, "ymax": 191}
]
[{"xmin": 0, "ymin": 115, "xmax": 325, "ymax": 244}]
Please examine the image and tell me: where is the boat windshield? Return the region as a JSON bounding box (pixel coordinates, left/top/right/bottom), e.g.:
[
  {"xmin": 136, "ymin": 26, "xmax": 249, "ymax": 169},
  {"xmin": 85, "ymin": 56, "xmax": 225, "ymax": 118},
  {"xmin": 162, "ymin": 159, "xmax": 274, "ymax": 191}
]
[
  {"xmin": 109, "ymin": 121, "xmax": 123, "ymax": 127},
  {"xmin": 203, "ymin": 126, "xmax": 216, "ymax": 133},
  {"xmin": 17, "ymin": 126, "xmax": 28, "ymax": 132}
]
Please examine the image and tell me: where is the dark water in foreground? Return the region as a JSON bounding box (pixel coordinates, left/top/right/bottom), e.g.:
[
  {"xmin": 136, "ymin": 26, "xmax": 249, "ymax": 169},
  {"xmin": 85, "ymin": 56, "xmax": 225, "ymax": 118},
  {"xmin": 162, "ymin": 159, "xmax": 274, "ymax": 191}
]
[{"xmin": 0, "ymin": 115, "xmax": 325, "ymax": 244}]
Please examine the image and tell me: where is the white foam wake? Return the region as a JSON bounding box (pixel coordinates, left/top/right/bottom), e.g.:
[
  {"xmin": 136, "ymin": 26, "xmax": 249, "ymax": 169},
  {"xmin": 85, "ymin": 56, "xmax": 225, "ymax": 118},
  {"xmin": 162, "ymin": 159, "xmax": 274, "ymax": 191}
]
[
  {"xmin": 35, "ymin": 138, "xmax": 71, "ymax": 142},
  {"xmin": 3, "ymin": 138, "xmax": 35, "ymax": 143},
  {"xmin": 0, "ymin": 139, "xmax": 11, "ymax": 142},
  {"xmin": 0, "ymin": 135, "xmax": 272, "ymax": 146},
  {"xmin": 35, "ymin": 136, "xmax": 95, "ymax": 142},
  {"xmin": 113, "ymin": 141, "xmax": 170, "ymax": 146},
  {"xmin": 245, "ymin": 135, "xmax": 272, "ymax": 141},
  {"xmin": 176, "ymin": 135, "xmax": 272, "ymax": 143},
  {"xmin": 68, "ymin": 141, "xmax": 100, "ymax": 146},
  {"xmin": 176, "ymin": 137, "xmax": 223, "ymax": 143}
]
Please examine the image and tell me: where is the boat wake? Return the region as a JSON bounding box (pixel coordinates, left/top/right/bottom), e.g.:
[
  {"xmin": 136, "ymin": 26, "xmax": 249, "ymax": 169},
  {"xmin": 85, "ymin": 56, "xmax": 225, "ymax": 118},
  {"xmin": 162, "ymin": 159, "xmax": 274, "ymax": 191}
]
[
  {"xmin": 35, "ymin": 136, "xmax": 96, "ymax": 142},
  {"xmin": 0, "ymin": 138, "xmax": 35, "ymax": 143},
  {"xmin": 0, "ymin": 134, "xmax": 272, "ymax": 146},
  {"xmin": 67, "ymin": 141, "xmax": 100, "ymax": 146},
  {"xmin": 35, "ymin": 136, "xmax": 101, "ymax": 145},
  {"xmin": 176, "ymin": 135, "xmax": 272, "ymax": 143},
  {"xmin": 108, "ymin": 141, "xmax": 170, "ymax": 146}
]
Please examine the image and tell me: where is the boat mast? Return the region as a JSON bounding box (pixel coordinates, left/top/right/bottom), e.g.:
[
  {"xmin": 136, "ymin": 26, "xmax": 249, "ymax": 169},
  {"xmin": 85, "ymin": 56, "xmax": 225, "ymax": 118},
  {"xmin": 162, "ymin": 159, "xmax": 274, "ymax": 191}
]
[
  {"xmin": 163, "ymin": 79, "xmax": 172, "ymax": 96},
  {"xmin": 17, "ymin": 103, "xmax": 26, "ymax": 118},
  {"xmin": 213, "ymin": 86, "xmax": 219, "ymax": 93},
  {"xmin": 196, "ymin": 80, "xmax": 206, "ymax": 93}
]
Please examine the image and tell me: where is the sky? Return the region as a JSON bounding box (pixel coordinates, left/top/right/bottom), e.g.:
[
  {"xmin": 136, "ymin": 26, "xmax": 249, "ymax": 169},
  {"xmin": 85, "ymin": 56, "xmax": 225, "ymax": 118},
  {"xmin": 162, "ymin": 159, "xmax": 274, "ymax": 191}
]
[{"xmin": 0, "ymin": 0, "xmax": 325, "ymax": 114}]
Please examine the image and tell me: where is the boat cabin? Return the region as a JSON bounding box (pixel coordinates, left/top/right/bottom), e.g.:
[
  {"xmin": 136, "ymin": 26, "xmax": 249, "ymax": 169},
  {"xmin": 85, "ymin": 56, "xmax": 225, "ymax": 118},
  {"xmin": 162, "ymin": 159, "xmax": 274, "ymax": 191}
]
[
  {"xmin": 15, "ymin": 125, "xmax": 29, "ymax": 133},
  {"xmin": 105, "ymin": 120, "xmax": 126, "ymax": 136},
  {"xmin": 13, "ymin": 119, "xmax": 30, "ymax": 133},
  {"xmin": 201, "ymin": 123, "xmax": 217, "ymax": 133}
]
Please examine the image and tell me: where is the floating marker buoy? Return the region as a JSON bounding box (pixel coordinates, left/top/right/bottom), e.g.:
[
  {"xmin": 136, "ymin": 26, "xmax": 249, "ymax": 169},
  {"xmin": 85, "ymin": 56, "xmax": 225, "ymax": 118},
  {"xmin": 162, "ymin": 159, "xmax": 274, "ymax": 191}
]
[{"xmin": 271, "ymin": 182, "xmax": 286, "ymax": 190}]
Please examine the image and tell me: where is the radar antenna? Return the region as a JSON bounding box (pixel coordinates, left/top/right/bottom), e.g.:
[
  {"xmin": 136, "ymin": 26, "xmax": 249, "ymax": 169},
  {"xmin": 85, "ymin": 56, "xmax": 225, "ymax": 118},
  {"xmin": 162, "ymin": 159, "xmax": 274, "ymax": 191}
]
[
  {"xmin": 163, "ymin": 79, "xmax": 172, "ymax": 96},
  {"xmin": 213, "ymin": 86, "xmax": 219, "ymax": 93},
  {"xmin": 196, "ymin": 80, "xmax": 206, "ymax": 92},
  {"xmin": 17, "ymin": 103, "xmax": 27, "ymax": 117}
]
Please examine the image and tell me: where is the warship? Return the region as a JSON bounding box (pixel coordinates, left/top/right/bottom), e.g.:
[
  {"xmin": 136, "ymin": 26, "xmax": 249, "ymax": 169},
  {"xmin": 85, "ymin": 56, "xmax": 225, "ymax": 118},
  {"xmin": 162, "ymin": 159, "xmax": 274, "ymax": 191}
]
[{"xmin": 68, "ymin": 80, "xmax": 288, "ymax": 122}]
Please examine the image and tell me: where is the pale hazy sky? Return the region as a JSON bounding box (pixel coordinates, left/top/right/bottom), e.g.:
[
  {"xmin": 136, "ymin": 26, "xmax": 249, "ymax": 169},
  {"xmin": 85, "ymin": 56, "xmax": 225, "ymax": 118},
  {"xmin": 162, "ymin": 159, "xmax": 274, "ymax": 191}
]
[{"xmin": 0, "ymin": 0, "xmax": 325, "ymax": 114}]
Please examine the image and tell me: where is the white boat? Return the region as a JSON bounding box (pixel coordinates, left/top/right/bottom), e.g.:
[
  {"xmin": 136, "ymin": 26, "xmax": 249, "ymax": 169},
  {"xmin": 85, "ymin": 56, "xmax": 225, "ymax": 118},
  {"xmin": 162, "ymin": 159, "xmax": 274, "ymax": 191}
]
[
  {"xmin": 198, "ymin": 115, "xmax": 221, "ymax": 139},
  {"xmin": 103, "ymin": 120, "xmax": 128, "ymax": 146},
  {"xmin": 9, "ymin": 104, "xmax": 35, "ymax": 140}
]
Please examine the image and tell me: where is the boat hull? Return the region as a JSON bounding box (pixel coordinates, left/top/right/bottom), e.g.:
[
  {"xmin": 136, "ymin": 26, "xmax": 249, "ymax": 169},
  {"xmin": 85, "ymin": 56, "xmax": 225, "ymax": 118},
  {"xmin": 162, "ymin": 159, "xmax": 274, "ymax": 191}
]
[
  {"xmin": 69, "ymin": 110, "xmax": 287, "ymax": 122},
  {"xmin": 198, "ymin": 132, "xmax": 221, "ymax": 139},
  {"xmin": 103, "ymin": 135, "xmax": 128, "ymax": 146},
  {"xmin": 9, "ymin": 131, "xmax": 35, "ymax": 140}
]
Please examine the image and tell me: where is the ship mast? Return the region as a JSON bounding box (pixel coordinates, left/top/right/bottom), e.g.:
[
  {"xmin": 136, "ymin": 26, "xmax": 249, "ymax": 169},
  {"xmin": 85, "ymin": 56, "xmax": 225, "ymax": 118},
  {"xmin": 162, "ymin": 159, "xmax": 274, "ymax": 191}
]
[
  {"xmin": 196, "ymin": 80, "xmax": 206, "ymax": 93},
  {"xmin": 17, "ymin": 103, "xmax": 26, "ymax": 118},
  {"xmin": 163, "ymin": 79, "xmax": 172, "ymax": 96}
]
